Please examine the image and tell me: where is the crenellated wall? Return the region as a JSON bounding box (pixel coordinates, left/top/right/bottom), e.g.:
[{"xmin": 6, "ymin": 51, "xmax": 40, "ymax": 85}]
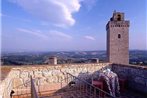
[{"xmin": 112, "ymin": 64, "xmax": 147, "ymax": 94}]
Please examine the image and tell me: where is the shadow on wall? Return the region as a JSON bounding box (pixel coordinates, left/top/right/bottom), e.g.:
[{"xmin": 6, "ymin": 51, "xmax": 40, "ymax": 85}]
[
  {"xmin": 111, "ymin": 64, "xmax": 147, "ymax": 96},
  {"xmin": 41, "ymin": 65, "xmax": 114, "ymax": 97},
  {"xmin": 11, "ymin": 65, "xmax": 112, "ymax": 98},
  {"xmin": 51, "ymin": 64, "xmax": 147, "ymax": 98}
]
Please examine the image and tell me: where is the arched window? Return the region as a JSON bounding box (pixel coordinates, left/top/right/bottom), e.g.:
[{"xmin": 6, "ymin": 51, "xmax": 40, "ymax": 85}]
[{"xmin": 118, "ymin": 34, "xmax": 121, "ymax": 38}]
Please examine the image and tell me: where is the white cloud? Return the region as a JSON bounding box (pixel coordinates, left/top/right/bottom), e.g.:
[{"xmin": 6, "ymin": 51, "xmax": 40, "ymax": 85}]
[
  {"xmin": 49, "ymin": 30, "xmax": 72, "ymax": 39},
  {"xmin": 9, "ymin": 0, "xmax": 81, "ymax": 26},
  {"xmin": 17, "ymin": 28, "xmax": 72, "ymax": 40},
  {"xmin": 17, "ymin": 28, "xmax": 49, "ymax": 40},
  {"xmin": 84, "ymin": 35, "xmax": 95, "ymax": 40}
]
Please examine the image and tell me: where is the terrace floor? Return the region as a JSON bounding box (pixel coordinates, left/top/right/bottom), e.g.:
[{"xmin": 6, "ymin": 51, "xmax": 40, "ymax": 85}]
[
  {"xmin": 40, "ymin": 90, "xmax": 147, "ymax": 98},
  {"xmin": 12, "ymin": 89, "xmax": 146, "ymax": 98},
  {"xmin": 120, "ymin": 90, "xmax": 146, "ymax": 98},
  {"xmin": 45, "ymin": 90, "xmax": 146, "ymax": 98}
]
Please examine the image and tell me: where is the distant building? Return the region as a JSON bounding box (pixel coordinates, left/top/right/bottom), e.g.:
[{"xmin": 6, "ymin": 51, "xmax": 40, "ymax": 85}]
[
  {"xmin": 106, "ymin": 11, "xmax": 130, "ymax": 64},
  {"xmin": 49, "ymin": 56, "xmax": 57, "ymax": 65},
  {"xmin": 66, "ymin": 59, "xmax": 73, "ymax": 64},
  {"xmin": 0, "ymin": 60, "xmax": 3, "ymax": 65},
  {"xmin": 45, "ymin": 56, "xmax": 57, "ymax": 65},
  {"xmin": 90, "ymin": 58, "xmax": 99, "ymax": 63}
]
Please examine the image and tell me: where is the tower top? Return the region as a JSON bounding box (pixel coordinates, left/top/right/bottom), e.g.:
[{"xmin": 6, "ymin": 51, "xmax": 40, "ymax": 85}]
[
  {"xmin": 113, "ymin": 10, "xmax": 116, "ymax": 13},
  {"xmin": 110, "ymin": 11, "xmax": 125, "ymax": 21}
]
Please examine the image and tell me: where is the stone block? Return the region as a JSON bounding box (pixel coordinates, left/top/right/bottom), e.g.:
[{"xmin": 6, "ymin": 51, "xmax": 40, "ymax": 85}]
[
  {"xmin": 20, "ymin": 71, "xmax": 29, "ymax": 78},
  {"xmin": 13, "ymin": 78, "xmax": 23, "ymax": 88},
  {"xmin": 134, "ymin": 77, "xmax": 146, "ymax": 85}
]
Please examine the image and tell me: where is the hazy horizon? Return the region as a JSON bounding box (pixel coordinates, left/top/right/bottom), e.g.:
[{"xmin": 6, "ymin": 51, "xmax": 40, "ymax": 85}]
[{"xmin": 1, "ymin": 49, "xmax": 147, "ymax": 54}]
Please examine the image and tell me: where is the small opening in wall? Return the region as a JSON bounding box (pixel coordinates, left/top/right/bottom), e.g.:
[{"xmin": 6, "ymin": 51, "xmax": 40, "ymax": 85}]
[
  {"xmin": 117, "ymin": 15, "xmax": 121, "ymax": 21},
  {"xmin": 118, "ymin": 34, "xmax": 121, "ymax": 38}
]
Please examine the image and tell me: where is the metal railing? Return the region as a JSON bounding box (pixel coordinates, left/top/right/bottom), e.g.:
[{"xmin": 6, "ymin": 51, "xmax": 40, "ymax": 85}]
[
  {"xmin": 12, "ymin": 79, "xmax": 31, "ymax": 98},
  {"xmin": 12, "ymin": 77, "xmax": 42, "ymax": 98},
  {"xmin": 12, "ymin": 72, "xmax": 116, "ymax": 98},
  {"xmin": 31, "ymin": 76, "xmax": 39, "ymax": 98},
  {"xmin": 12, "ymin": 76, "xmax": 40, "ymax": 98},
  {"xmin": 64, "ymin": 72, "xmax": 116, "ymax": 98}
]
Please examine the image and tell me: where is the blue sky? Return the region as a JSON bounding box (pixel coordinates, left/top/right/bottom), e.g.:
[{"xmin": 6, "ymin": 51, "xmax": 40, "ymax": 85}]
[{"xmin": 1, "ymin": 0, "xmax": 147, "ymax": 52}]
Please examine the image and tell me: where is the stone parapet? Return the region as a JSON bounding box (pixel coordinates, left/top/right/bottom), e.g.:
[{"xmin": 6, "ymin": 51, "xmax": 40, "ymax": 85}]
[
  {"xmin": 1, "ymin": 63, "xmax": 147, "ymax": 97},
  {"xmin": 1, "ymin": 63, "xmax": 110, "ymax": 97}
]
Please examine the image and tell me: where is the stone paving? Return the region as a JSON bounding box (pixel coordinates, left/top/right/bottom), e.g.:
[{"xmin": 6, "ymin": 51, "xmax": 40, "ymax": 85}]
[{"xmin": 41, "ymin": 91, "xmax": 90, "ymax": 98}]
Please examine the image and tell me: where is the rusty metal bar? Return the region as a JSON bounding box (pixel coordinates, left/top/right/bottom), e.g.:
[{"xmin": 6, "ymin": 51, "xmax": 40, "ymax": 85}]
[{"xmin": 94, "ymin": 87, "xmax": 96, "ymax": 98}]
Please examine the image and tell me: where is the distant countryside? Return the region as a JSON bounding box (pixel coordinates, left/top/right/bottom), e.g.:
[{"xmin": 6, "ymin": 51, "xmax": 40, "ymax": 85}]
[{"xmin": 1, "ymin": 50, "xmax": 147, "ymax": 66}]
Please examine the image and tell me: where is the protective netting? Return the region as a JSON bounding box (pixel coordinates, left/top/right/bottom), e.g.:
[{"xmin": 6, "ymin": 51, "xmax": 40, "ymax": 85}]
[{"xmin": 99, "ymin": 69, "xmax": 120, "ymax": 97}]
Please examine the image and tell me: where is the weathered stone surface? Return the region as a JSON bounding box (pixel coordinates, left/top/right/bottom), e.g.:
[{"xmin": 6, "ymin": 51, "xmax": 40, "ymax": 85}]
[
  {"xmin": 2, "ymin": 63, "xmax": 147, "ymax": 97},
  {"xmin": 20, "ymin": 71, "xmax": 29, "ymax": 78},
  {"xmin": 9, "ymin": 63, "xmax": 108, "ymax": 87},
  {"xmin": 134, "ymin": 77, "xmax": 146, "ymax": 85},
  {"xmin": 112, "ymin": 64, "xmax": 147, "ymax": 94},
  {"xmin": 13, "ymin": 78, "xmax": 23, "ymax": 88},
  {"xmin": 107, "ymin": 12, "xmax": 129, "ymax": 64}
]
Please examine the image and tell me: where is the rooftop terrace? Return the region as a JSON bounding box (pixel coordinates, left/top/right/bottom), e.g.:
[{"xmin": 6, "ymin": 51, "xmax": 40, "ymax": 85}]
[{"xmin": 0, "ymin": 63, "xmax": 147, "ymax": 98}]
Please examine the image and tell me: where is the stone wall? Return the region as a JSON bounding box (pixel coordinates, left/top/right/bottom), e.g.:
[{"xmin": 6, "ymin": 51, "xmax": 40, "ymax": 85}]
[
  {"xmin": 5, "ymin": 63, "xmax": 110, "ymax": 94},
  {"xmin": 2, "ymin": 63, "xmax": 147, "ymax": 97},
  {"xmin": 0, "ymin": 63, "xmax": 111, "ymax": 97},
  {"xmin": 112, "ymin": 64, "xmax": 147, "ymax": 94}
]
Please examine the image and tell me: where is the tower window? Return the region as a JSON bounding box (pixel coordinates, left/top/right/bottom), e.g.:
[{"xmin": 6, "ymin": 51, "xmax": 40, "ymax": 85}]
[
  {"xmin": 117, "ymin": 15, "xmax": 121, "ymax": 21},
  {"xmin": 118, "ymin": 34, "xmax": 121, "ymax": 38}
]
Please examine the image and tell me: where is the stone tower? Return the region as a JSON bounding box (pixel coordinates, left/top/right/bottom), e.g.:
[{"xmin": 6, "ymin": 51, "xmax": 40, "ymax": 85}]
[
  {"xmin": 106, "ymin": 11, "xmax": 130, "ymax": 64},
  {"xmin": 49, "ymin": 56, "xmax": 57, "ymax": 65}
]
